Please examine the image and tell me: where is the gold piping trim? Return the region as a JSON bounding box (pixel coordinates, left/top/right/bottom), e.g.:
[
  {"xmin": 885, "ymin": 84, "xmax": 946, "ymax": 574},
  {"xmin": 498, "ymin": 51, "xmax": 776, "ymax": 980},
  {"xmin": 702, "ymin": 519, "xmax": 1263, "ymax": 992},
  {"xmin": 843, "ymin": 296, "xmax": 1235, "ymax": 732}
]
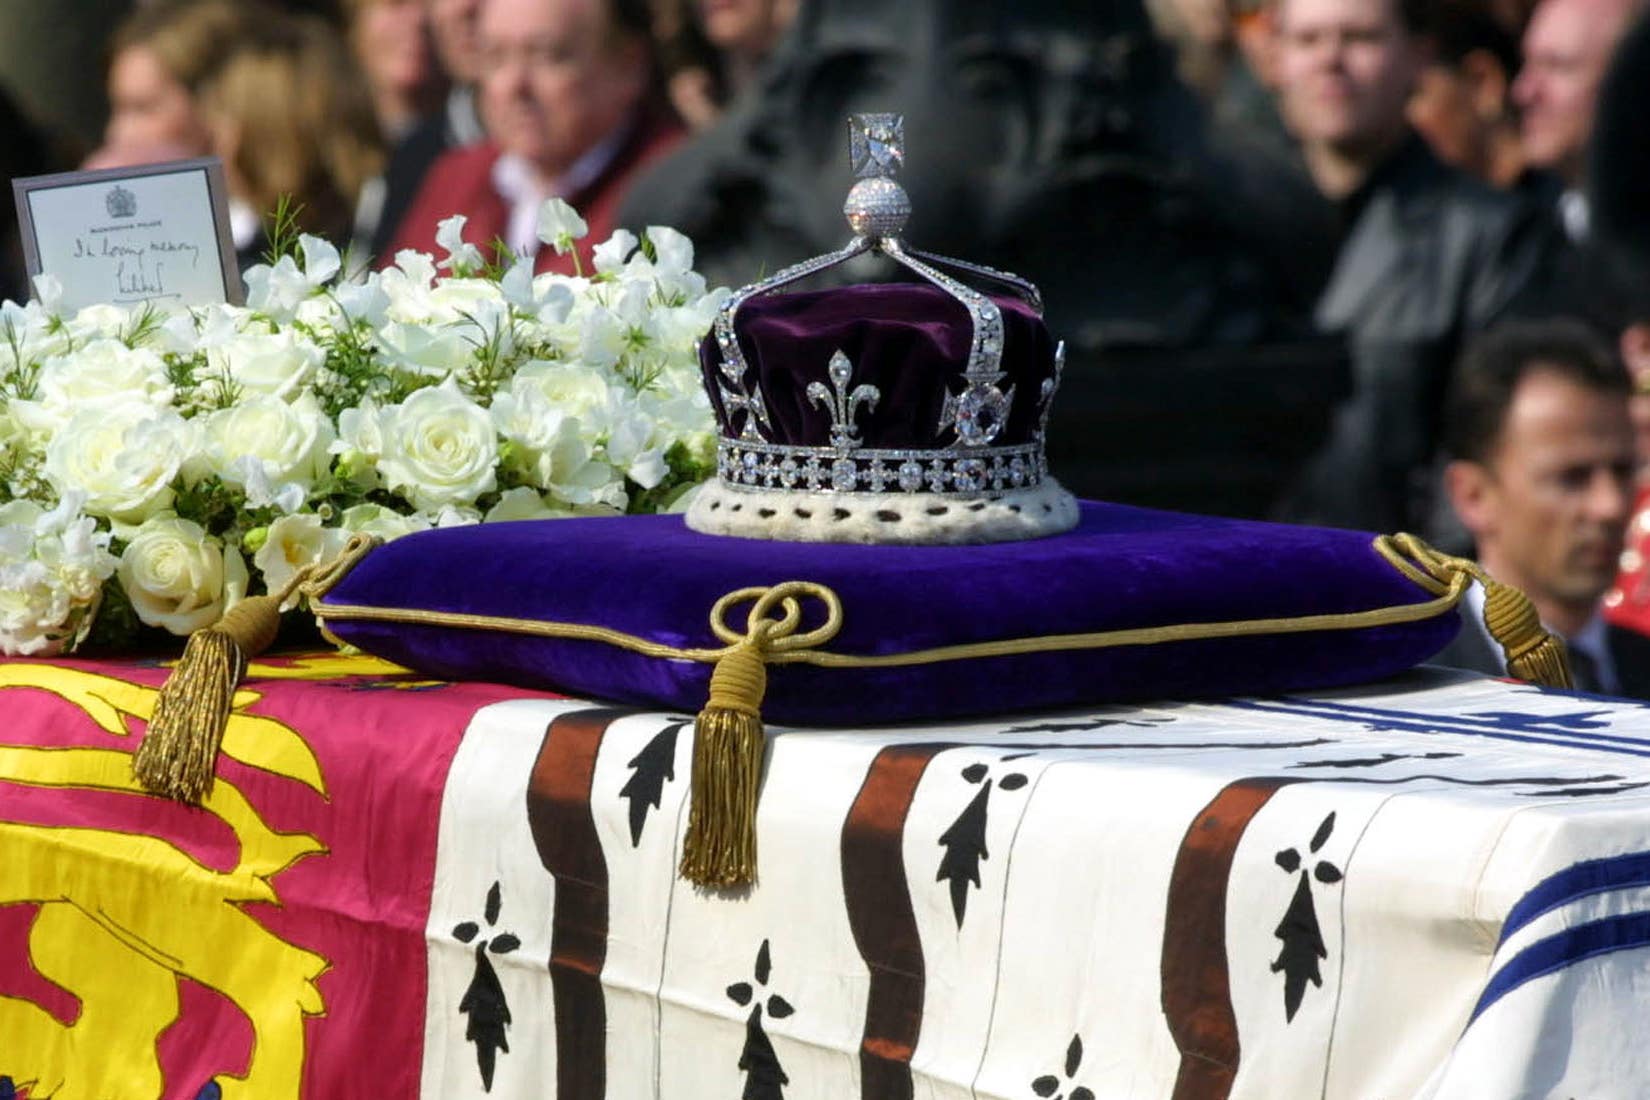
[{"xmin": 314, "ymin": 559, "xmax": 1468, "ymax": 670}]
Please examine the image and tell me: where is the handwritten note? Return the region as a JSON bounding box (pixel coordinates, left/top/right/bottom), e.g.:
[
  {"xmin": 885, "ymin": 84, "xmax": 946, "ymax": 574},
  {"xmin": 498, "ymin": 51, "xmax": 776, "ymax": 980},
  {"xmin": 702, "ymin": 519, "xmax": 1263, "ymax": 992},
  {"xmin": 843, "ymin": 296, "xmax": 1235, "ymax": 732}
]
[{"xmin": 13, "ymin": 158, "xmax": 239, "ymax": 312}]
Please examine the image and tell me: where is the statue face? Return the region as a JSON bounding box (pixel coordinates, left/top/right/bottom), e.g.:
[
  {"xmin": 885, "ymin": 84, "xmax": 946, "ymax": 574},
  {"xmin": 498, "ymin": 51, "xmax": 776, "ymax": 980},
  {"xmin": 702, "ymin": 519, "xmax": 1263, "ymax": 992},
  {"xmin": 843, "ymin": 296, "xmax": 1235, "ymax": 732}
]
[{"xmin": 768, "ymin": 0, "xmax": 1166, "ymax": 251}]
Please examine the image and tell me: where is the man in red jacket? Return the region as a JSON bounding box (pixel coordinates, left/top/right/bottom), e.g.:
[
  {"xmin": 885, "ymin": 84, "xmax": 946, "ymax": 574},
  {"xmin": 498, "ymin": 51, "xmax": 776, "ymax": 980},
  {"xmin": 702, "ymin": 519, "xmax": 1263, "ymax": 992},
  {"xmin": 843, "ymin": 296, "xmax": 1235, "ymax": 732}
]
[{"xmin": 384, "ymin": 0, "xmax": 683, "ymax": 274}]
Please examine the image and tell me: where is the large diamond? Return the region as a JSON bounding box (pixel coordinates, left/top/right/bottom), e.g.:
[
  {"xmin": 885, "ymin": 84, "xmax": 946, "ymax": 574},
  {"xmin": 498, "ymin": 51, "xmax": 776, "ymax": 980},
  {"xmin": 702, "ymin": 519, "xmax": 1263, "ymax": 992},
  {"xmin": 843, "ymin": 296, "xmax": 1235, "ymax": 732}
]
[
  {"xmin": 850, "ymin": 113, "xmax": 904, "ymax": 179},
  {"xmin": 832, "ymin": 458, "xmax": 858, "ymax": 492},
  {"xmin": 954, "ymin": 385, "xmax": 1011, "ymax": 446},
  {"xmin": 898, "ymin": 460, "xmax": 925, "ymax": 492}
]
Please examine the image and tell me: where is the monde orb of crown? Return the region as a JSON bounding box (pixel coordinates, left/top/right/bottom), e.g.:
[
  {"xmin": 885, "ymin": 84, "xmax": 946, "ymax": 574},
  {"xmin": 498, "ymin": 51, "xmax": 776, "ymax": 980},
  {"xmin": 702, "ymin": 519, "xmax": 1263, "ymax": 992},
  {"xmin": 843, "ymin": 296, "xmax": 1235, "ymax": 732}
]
[{"xmin": 844, "ymin": 177, "xmax": 911, "ymax": 239}]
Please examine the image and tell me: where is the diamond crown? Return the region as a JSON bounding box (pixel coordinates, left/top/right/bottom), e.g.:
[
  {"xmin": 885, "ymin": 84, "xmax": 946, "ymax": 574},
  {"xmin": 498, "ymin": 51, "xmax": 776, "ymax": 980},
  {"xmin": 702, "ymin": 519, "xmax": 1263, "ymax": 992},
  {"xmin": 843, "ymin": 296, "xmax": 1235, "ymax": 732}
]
[{"xmin": 707, "ymin": 114, "xmax": 1062, "ymax": 499}]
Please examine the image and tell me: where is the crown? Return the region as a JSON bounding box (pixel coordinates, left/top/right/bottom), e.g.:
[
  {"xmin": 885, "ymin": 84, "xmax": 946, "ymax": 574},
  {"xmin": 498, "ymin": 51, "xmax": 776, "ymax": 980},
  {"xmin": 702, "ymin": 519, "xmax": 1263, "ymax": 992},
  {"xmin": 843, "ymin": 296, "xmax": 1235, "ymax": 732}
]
[
  {"xmin": 105, "ymin": 185, "xmax": 137, "ymax": 219},
  {"xmin": 686, "ymin": 114, "xmax": 1078, "ymax": 545}
]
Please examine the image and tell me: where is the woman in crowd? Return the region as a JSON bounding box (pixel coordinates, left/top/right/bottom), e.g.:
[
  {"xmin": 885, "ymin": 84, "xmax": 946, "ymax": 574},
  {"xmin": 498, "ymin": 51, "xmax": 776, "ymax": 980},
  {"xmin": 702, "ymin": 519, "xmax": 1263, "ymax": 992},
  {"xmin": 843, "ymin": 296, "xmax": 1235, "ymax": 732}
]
[
  {"xmin": 343, "ymin": 0, "xmax": 448, "ymax": 142},
  {"xmin": 94, "ymin": 0, "xmax": 255, "ymax": 167},
  {"xmin": 198, "ymin": 10, "xmax": 385, "ymax": 266}
]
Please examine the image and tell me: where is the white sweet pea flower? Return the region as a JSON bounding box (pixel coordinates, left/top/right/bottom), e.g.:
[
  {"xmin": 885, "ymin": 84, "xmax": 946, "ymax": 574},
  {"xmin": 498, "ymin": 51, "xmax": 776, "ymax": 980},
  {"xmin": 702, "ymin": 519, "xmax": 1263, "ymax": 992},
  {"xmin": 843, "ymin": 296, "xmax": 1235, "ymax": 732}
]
[
  {"xmin": 233, "ymin": 458, "xmax": 308, "ymax": 513},
  {"xmin": 646, "ymin": 226, "xmax": 695, "ymax": 277},
  {"xmin": 435, "ymin": 214, "xmax": 487, "ymax": 274},
  {"xmin": 0, "ymin": 494, "xmax": 116, "ymax": 656},
  {"xmin": 534, "ymin": 425, "xmax": 621, "ymax": 506},
  {"xmin": 490, "ymin": 386, "xmax": 570, "ymax": 456},
  {"xmin": 118, "ymin": 514, "xmax": 247, "ymax": 635},
  {"xmin": 299, "ymin": 234, "xmax": 342, "ymax": 285},
  {"xmin": 0, "ymin": 559, "xmax": 73, "ymax": 655},
  {"xmin": 578, "ymin": 306, "xmax": 627, "ymax": 369},
  {"xmin": 484, "ymin": 486, "xmax": 568, "ymax": 522},
  {"xmin": 32, "ymin": 273, "xmax": 63, "ymax": 313},
  {"xmin": 604, "ymin": 399, "xmax": 669, "ymax": 489},
  {"xmin": 376, "ymin": 380, "xmax": 499, "ymax": 509},
  {"xmin": 206, "ymin": 328, "xmax": 325, "ymax": 400},
  {"xmin": 43, "ymin": 404, "xmax": 193, "ymax": 523},
  {"xmin": 431, "ymin": 504, "xmax": 482, "ymax": 527},
  {"xmin": 195, "ymin": 391, "xmax": 334, "ymax": 497},
  {"xmin": 592, "ymin": 229, "xmax": 639, "ymax": 275},
  {"xmin": 243, "ymin": 255, "xmax": 313, "ymax": 320},
  {"xmin": 338, "ymin": 503, "xmax": 431, "ymax": 542},
  {"xmin": 537, "ymin": 198, "xmax": 588, "ymax": 255},
  {"xmin": 529, "ymin": 280, "xmax": 576, "ymax": 327},
  {"xmin": 332, "ymin": 274, "xmax": 391, "ymax": 327},
  {"xmin": 499, "ymin": 255, "xmax": 538, "ymax": 310},
  {"xmin": 253, "ymin": 513, "xmax": 347, "ymax": 598},
  {"xmin": 334, "ymin": 398, "xmax": 387, "ymax": 464}
]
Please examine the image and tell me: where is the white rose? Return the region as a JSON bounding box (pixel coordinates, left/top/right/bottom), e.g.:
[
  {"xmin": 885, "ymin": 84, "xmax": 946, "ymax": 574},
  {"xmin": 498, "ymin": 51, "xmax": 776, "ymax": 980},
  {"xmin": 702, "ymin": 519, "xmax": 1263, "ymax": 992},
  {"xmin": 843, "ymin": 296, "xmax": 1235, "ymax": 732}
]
[
  {"xmin": 511, "ymin": 361, "xmax": 611, "ymax": 419},
  {"xmin": 118, "ymin": 515, "xmax": 248, "ymax": 635},
  {"xmin": 376, "ymin": 380, "xmax": 499, "ymax": 509},
  {"xmin": 36, "ymin": 338, "xmax": 173, "ymax": 415},
  {"xmin": 206, "ymin": 329, "xmax": 326, "ymax": 400},
  {"xmin": 43, "ymin": 404, "xmax": 192, "ymax": 523},
  {"xmin": 195, "ymin": 392, "xmax": 334, "ymax": 494},
  {"xmin": 253, "ymin": 513, "xmax": 348, "ymax": 597},
  {"xmin": 66, "ymin": 303, "xmax": 135, "ymax": 343}
]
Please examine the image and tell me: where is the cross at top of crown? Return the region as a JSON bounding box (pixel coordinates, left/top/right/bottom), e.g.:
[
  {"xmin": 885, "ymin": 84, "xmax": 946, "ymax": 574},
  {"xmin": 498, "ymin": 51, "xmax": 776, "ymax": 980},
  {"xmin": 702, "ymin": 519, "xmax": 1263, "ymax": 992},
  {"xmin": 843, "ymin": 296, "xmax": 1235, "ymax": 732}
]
[{"xmin": 850, "ymin": 114, "xmax": 904, "ymax": 179}]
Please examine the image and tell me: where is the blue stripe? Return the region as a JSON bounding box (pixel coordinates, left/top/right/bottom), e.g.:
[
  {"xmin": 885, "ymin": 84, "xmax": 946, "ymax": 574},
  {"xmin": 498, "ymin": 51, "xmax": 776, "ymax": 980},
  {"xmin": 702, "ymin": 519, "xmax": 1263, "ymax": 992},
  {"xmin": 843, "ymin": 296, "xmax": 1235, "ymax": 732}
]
[
  {"xmin": 1501, "ymin": 851, "xmax": 1650, "ymax": 945},
  {"xmin": 1472, "ymin": 910, "xmax": 1650, "ymax": 1023},
  {"xmin": 1228, "ymin": 699, "xmax": 1650, "ymax": 759}
]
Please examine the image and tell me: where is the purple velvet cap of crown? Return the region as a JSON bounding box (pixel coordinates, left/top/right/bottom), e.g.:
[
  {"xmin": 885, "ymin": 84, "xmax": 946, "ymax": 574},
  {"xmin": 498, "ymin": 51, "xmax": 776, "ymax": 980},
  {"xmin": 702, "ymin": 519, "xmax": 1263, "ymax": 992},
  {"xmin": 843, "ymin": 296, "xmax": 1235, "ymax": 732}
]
[{"xmin": 699, "ymin": 282, "xmax": 1057, "ymax": 449}]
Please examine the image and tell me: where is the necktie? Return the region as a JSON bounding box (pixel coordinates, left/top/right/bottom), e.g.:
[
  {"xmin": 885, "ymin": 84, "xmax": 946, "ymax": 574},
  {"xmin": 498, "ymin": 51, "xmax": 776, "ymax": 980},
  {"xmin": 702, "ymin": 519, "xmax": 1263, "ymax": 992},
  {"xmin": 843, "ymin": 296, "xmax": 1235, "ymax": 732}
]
[{"xmin": 1567, "ymin": 644, "xmax": 1603, "ymax": 694}]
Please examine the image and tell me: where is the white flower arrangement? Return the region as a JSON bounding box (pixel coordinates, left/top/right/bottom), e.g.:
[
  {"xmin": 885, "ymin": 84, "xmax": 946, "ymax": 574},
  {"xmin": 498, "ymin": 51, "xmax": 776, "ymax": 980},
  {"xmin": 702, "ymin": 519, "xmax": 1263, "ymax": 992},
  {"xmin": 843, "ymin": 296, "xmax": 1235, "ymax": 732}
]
[{"xmin": 0, "ymin": 199, "xmax": 725, "ymax": 655}]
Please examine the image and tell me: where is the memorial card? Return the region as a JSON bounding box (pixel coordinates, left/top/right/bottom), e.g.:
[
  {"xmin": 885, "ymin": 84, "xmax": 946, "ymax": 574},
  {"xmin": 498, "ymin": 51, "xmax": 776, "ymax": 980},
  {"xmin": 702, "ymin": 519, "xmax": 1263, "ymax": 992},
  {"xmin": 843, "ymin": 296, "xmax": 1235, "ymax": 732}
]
[{"xmin": 12, "ymin": 157, "xmax": 241, "ymax": 312}]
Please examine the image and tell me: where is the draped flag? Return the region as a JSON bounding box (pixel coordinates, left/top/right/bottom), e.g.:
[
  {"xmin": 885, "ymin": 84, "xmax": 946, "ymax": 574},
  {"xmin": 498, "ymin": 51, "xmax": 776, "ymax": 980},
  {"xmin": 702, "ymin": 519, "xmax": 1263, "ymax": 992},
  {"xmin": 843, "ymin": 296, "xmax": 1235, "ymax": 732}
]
[{"xmin": 7, "ymin": 657, "xmax": 1650, "ymax": 1098}]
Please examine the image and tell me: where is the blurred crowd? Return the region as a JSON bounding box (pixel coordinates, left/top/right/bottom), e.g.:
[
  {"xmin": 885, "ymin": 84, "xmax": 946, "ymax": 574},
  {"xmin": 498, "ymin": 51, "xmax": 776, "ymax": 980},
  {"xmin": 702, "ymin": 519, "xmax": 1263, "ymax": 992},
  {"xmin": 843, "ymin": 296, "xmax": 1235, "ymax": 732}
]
[{"xmin": 4, "ymin": 0, "xmax": 1650, "ymax": 686}]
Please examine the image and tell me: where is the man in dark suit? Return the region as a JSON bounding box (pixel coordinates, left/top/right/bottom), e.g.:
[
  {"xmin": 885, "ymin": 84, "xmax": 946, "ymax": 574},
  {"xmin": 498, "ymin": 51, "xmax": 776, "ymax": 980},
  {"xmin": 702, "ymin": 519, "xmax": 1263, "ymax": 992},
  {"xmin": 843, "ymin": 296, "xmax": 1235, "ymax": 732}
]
[
  {"xmin": 1434, "ymin": 319, "xmax": 1650, "ymax": 696},
  {"xmin": 1270, "ymin": 0, "xmax": 1553, "ymax": 538}
]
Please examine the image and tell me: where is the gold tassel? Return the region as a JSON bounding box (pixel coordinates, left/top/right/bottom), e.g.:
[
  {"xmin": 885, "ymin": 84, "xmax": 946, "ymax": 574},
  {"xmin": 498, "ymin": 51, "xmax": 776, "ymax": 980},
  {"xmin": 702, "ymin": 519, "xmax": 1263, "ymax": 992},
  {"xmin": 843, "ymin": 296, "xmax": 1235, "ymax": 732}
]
[
  {"xmin": 1374, "ymin": 533, "xmax": 1574, "ymax": 690},
  {"xmin": 133, "ymin": 534, "xmax": 381, "ymax": 803},
  {"xmin": 1481, "ymin": 578, "xmax": 1574, "ymax": 690},
  {"xmin": 133, "ymin": 595, "xmax": 283, "ymax": 802},
  {"xmin": 680, "ymin": 644, "xmax": 768, "ymax": 888}
]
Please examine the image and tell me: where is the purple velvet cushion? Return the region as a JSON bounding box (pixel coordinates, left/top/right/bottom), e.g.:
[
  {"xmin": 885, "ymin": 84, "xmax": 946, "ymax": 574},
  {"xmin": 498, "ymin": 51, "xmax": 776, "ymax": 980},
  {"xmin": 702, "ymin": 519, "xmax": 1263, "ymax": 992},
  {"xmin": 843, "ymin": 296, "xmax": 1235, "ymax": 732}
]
[{"xmin": 317, "ymin": 502, "xmax": 1461, "ymax": 725}]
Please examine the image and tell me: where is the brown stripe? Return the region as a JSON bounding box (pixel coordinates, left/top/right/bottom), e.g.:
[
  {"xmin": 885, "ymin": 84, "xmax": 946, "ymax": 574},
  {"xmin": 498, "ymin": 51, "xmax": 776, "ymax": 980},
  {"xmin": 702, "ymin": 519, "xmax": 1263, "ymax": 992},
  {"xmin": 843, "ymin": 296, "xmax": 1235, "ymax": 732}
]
[
  {"xmin": 841, "ymin": 742, "xmax": 957, "ymax": 1100},
  {"xmin": 527, "ymin": 708, "xmax": 633, "ymax": 1100},
  {"xmin": 1161, "ymin": 777, "xmax": 1299, "ymax": 1100}
]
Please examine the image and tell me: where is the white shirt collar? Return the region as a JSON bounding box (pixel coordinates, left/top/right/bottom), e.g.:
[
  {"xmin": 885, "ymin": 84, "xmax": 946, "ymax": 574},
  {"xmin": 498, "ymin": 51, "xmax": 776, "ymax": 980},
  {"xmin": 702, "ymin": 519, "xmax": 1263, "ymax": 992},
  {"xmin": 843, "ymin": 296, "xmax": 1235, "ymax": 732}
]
[
  {"xmin": 1559, "ymin": 188, "xmax": 1590, "ymax": 243},
  {"xmin": 489, "ymin": 122, "xmax": 633, "ymax": 259}
]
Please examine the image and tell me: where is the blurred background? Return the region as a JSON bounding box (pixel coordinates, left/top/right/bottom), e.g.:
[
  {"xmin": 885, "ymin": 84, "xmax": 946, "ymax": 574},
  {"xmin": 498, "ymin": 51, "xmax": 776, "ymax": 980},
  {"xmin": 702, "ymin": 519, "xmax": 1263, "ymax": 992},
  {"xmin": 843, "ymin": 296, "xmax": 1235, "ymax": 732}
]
[{"xmin": 2, "ymin": 0, "xmax": 1647, "ymax": 535}]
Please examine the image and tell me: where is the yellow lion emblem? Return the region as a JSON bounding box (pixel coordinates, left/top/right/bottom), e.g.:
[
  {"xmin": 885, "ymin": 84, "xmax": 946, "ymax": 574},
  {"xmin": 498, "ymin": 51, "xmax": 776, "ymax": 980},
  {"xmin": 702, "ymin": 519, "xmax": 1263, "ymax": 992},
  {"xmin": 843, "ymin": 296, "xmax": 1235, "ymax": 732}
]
[{"xmin": 0, "ymin": 662, "xmax": 336, "ymax": 1100}]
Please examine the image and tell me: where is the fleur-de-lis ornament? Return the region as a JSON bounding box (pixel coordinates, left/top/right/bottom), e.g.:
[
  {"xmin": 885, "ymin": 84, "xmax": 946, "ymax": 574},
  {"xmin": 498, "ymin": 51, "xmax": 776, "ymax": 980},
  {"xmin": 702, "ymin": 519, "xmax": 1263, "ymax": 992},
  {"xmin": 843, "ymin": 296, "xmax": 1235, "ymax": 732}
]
[{"xmin": 807, "ymin": 351, "xmax": 880, "ymax": 449}]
